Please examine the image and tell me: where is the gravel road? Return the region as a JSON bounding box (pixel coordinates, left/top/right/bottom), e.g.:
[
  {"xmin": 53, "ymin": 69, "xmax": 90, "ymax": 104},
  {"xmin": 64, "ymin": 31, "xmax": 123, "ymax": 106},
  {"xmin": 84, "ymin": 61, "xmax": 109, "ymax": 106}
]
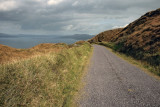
[{"xmin": 79, "ymin": 45, "xmax": 160, "ymax": 107}]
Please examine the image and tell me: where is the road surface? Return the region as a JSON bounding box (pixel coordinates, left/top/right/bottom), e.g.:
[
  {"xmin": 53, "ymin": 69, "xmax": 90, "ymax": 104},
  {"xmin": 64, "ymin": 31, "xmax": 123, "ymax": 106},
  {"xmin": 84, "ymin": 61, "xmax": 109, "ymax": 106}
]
[{"xmin": 79, "ymin": 45, "xmax": 160, "ymax": 107}]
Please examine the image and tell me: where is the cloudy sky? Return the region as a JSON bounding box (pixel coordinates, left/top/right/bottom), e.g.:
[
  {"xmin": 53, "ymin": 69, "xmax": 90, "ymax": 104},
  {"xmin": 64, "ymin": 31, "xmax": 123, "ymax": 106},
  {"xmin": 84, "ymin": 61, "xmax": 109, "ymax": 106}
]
[{"xmin": 0, "ymin": 0, "xmax": 159, "ymax": 35}]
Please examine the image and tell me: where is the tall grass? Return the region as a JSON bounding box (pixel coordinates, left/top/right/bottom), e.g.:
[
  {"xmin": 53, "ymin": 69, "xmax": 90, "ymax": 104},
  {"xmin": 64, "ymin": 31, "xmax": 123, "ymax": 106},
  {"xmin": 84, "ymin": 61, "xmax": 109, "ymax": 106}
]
[{"xmin": 0, "ymin": 42, "xmax": 92, "ymax": 107}]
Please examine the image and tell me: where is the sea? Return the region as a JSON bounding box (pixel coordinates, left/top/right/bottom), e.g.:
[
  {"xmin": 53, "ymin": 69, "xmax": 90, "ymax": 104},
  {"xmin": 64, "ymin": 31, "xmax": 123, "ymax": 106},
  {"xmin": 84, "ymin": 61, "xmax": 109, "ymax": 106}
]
[{"xmin": 0, "ymin": 34, "xmax": 93, "ymax": 49}]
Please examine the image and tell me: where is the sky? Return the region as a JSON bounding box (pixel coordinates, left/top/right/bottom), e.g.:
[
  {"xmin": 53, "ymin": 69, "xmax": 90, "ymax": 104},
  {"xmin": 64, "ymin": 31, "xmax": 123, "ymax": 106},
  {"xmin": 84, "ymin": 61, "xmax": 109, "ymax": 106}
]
[{"xmin": 0, "ymin": 0, "xmax": 159, "ymax": 35}]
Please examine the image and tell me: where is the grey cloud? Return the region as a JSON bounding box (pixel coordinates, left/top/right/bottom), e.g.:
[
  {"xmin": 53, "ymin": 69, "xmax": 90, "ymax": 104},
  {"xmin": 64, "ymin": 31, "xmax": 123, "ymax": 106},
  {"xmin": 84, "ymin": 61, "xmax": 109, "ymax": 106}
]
[{"xmin": 0, "ymin": 0, "xmax": 159, "ymax": 35}]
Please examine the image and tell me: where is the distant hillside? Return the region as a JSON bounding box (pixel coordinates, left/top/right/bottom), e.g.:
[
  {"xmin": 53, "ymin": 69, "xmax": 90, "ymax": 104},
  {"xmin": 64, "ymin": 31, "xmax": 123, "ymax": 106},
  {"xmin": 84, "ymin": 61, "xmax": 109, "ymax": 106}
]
[
  {"xmin": 0, "ymin": 33, "xmax": 93, "ymax": 40},
  {"xmin": 89, "ymin": 8, "xmax": 160, "ymax": 73},
  {"xmin": 0, "ymin": 33, "xmax": 13, "ymax": 38},
  {"xmin": 60, "ymin": 34, "xmax": 94, "ymax": 40}
]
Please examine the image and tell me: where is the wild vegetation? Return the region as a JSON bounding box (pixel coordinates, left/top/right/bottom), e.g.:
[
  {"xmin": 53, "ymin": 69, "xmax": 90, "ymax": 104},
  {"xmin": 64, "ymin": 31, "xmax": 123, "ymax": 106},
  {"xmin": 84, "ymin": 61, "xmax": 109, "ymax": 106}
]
[
  {"xmin": 0, "ymin": 42, "xmax": 92, "ymax": 106},
  {"xmin": 89, "ymin": 8, "xmax": 160, "ymax": 75},
  {"xmin": 0, "ymin": 43, "xmax": 68, "ymax": 64},
  {"xmin": 88, "ymin": 28, "xmax": 123, "ymax": 43}
]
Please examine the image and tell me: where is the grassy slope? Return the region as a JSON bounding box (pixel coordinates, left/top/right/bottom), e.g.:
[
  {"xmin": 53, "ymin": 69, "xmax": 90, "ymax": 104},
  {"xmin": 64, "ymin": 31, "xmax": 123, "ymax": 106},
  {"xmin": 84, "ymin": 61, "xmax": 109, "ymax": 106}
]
[
  {"xmin": 0, "ymin": 42, "xmax": 92, "ymax": 107},
  {"xmin": 88, "ymin": 28, "xmax": 123, "ymax": 43},
  {"xmin": 111, "ymin": 9, "xmax": 160, "ymax": 69},
  {"xmin": 0, "ymin": 43, "xmax": 68, "ymax": 64}
]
